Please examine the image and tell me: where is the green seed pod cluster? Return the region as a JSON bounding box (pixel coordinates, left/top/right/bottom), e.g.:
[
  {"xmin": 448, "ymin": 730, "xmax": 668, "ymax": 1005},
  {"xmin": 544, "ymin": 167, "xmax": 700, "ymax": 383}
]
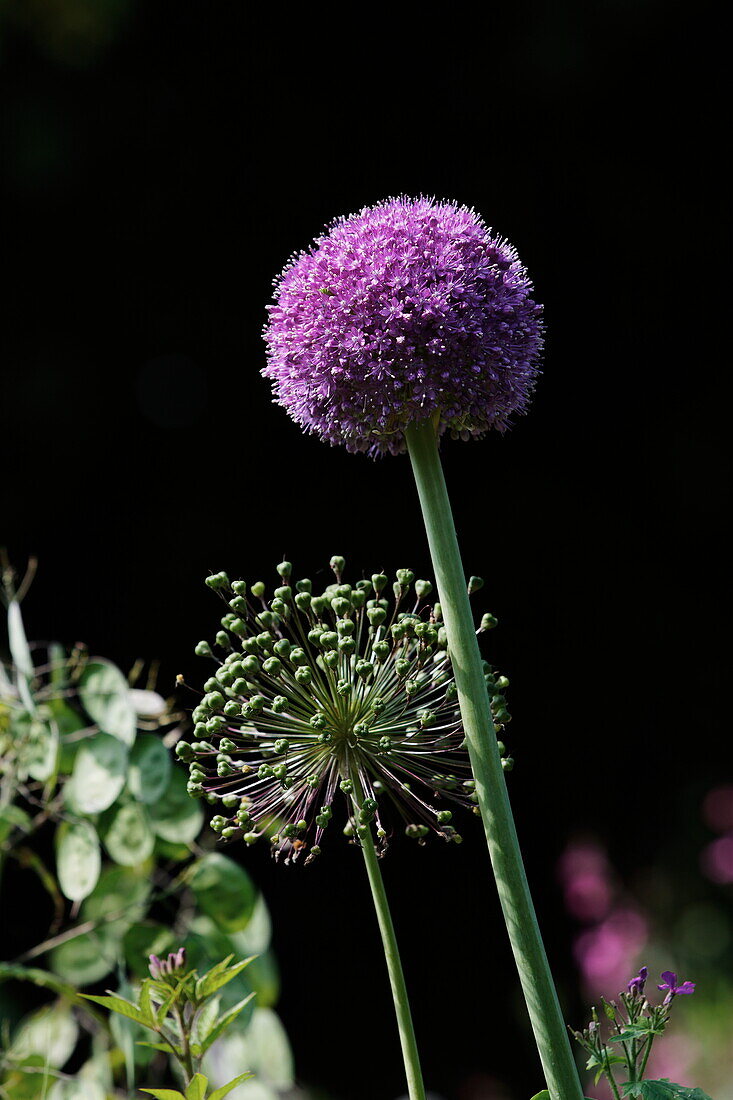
[{"xmin": 188, "ymin": 558, "xmax": 510, "ymax": 865}]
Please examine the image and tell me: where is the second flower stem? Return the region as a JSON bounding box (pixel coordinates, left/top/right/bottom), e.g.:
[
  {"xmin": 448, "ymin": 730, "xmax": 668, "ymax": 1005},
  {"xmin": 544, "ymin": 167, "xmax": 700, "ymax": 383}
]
[
  {"xmin": 352, "ymin": 775, "xmax": 426, "ymax": 1100},
  {"xmin": 405, "ymin": 418, "xmax": 583, "ymax": 1100}
]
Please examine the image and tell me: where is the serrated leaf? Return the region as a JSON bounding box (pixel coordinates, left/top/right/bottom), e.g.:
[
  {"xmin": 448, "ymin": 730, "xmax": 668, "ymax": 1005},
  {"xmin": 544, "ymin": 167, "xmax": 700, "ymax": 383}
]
[
  {"xmin": 78, "ymin": 659, "xmax": 136, "ymax": 745},
  {"xmin": 127, "ymin": 733, "xmax": 172, "ymax": 803},
  {"xmin": 609, "ymin": 1023, "xmax": 665, "ymax": 1043},
  {"xmin": 185, "ymin": 1074, "xmax": 209, "ymax": 1100},
  {"xmin": 80, "ymin": 992, "xmax": 154, "ymax": 1028},
  {"xmin": 65, "ymin": 732, "xmax": 128, "ymax": 814},
  {"xmin": 208, "ymin": 1073, "xmax": 255, "ymax": 1100},
  {"xmin": 621, "ymin": 1083, "xmax": 713, "ymax": 1100},
  {"xmin": 56, "ymin": 820, "xmax": 101, "ymax": 901},
  {"xmin": 199, "ymin": 994, "xmax": 254, "ymax": 1055}
]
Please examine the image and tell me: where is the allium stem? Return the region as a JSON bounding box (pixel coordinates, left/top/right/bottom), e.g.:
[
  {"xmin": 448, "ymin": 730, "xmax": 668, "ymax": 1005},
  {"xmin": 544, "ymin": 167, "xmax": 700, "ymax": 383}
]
[
  {"xmin": 354, "ymin": 776, "xmax": 426, "ymax": 1100},
  {"xmin": 404, "ymin": 419, "xmax": 583, "ymax": 1100}
]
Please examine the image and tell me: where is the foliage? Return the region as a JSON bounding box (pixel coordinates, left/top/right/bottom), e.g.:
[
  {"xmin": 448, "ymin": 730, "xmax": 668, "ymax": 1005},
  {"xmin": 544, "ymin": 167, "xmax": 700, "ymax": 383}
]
[{"xmin": 0, "ymin": 568, "xmax": 295, "ymax": 1099}]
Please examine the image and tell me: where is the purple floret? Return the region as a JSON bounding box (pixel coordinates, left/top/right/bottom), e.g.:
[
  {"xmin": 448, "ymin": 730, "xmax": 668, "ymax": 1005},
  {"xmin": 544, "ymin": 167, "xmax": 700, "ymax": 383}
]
[{"xmin": 262, "ymin": 196, "xmax": 544, "ymax": 456}]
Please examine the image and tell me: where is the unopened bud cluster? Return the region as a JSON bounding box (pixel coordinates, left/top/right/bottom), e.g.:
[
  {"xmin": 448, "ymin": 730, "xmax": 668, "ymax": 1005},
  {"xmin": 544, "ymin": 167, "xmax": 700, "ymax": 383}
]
[{"xmin": 180, "ymin": 558, "xmax": 512, "ymax": 864}]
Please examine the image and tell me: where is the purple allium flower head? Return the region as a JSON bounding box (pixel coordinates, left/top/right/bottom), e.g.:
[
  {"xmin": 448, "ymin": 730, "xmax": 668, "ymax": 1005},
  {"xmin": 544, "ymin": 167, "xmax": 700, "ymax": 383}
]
[
  {"xmin": 658, "ymin": 971, "xmax": 695, "ymax": 1005},
  {"xmin": 263, "ymin": 196, "xmax": 544, "ymax": 456}
]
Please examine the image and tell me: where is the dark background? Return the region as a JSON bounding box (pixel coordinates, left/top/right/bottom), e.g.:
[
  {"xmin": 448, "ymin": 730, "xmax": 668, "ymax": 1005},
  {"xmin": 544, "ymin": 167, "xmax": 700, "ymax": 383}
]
[{"xmin": 0, "ymin": 3, "xmax": 728, "ymax": 1098}]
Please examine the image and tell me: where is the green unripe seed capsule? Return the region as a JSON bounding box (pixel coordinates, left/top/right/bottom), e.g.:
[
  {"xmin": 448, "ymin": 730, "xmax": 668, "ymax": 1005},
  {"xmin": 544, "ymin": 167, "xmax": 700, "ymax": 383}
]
[
  {"xmin": 273, "ymin": 639, "xmax": 292, "ymax": 658},
  {"xmin": 221, "ymin": 794, "xmax": 239, "ymax": 808},
  {"xmin": 220, "ymin": 613, "xmax": 237, "ymax": 631},
  {"xmin": 339, "ymin": 779, "xmax": 353, "ymax": 793},
  {"xmin": 271, "ymin": 696, "xmax": 288, "ymax": 713},
  {"xmin": 396, "ymin": 569, "xmax": 415, "ymax": 588},
  {"xmin": 415, "ymin": 579, "xmax": 433, "ymax": 598},
  {"xmin": 502, "ymin": 757, "xmax": 515, "ymax": 772},
  {"xmin": 368, "ymin": 607, "xmax": 386, "ymax": 626},
  {"xmin": 310, "ymin": 596, "xmax": 327, "ymax": 616},
  {"xmin": 405, "ymin": 680, "xmax": 418, "ymax": 695},
  {"xmin": 215, "ymin": 631, "xmax": 231, "ymax": 650},
  {"xmin": 437, "ymin": 810, "xmax": 453, "ymax": 824},
  {"xmin": 273, "ymin": 738, "xmax": 289, "ymax": 754},
  {"xmin": 330, "ymin": 555, "xmax": 346, "ymax": 576},
  {"xmin": 220, "ymin": 738, "xmax": 237, "ymax": 752},
  {"xmin": 355, "ymin": 660, "xmax": 374, "ymax": 680},
  {"xmin": 231, "ymin": 580, "xmax": 248, "ymax": 596},
  {"xmin": 195, "ymin": 640, "xmax": 213, "ymax": 657},
  {"xmin": 468, "ymin": 576, "xmax": 485, "ymax": 594},
  {"xmin": 210, "ymin": 816, "xmax": 226, "ymax": 832},
  {"xmin": 230, "ymin": 618, "xmax": 247, "ymax": 637},
  {"xmin": 373, "ymin": 640, "xmax": 391, "ymax": 662},
  {"xmin": 337, "ymin": 618, "xmax": 355, "ymax": 636},
  {"xmin": 289, "ymin": 647, "xmax": 308, "ymax": 665},
  {"xmin": 221, "ymin": 826, "xmax": 238, "ymax": 838},
  {"xmin": 256, "ymin": 632, "xmax": 275, "ymax": 651},
  {"xmin": 223, "ymin": 701, "xmax": 241, "ymax": 717},
  {"xmin": 270, "ymin": 599, "xmax": 287, "ymax": 615},
  {"xmin": 295, "ymin": 578, "xmax": 312, "ymax": 593},
  {"xmin": 319, "ymin": 631, "xmax": 338, "ymax": 651},
  {"xmin": 323, "ymin": 651, "xmax": 339, "ymax": 668},
  {"xmin": 205, "ymin": 571, "xmax": 230, "ymax": 591},
  {"xmin": 206, "ymin": 716, "xmax": 225, "ymax": 735},
  {"xmin": 263, "ymin": 657, "xmax": 283, "ymax": 676},
  {"xmin": 371, "ymin": 573, "xmax": 388, "ymax": 593},
  {"xmin": 480, "ymin": 612, "xmax": 498, "ymax": 630},
  {"xmin": 295, "ymin": 592, "xmax": 312, "ymax": 611},
  {"xmin": 295, "ymin": 666, "xmax": 313, "ymax": 685},
  {"xmin": 229, "ymin": 595, "xmax": 248, "ymax": 614},
  {"xmin": 338, "ymin": 637, "xmax": 356, "ymax": 655},
  {"xmin": 175, "ymin": 742, "xmax": 193, "ymax": 760},
  {"xmin": 232, "ymin": 678, "xmax": 248, "ymax": 695},
  {"xmin": 331, "ymin": 597, "xmax": 351, "ymax": 616},
  {"xmin": 204, "ymin": 677, "xmax": 220, "ymax": 692},
  {"xmin": 276, "ymin": 561, "xmax": 292, "ymax": 579},
  {"xmin": 351, "ymin": 589, "xmax": 366, "ymax": 609},
  {"xmin": 274, "ymin": 585, "xmax": 292, "ymax": 601}
]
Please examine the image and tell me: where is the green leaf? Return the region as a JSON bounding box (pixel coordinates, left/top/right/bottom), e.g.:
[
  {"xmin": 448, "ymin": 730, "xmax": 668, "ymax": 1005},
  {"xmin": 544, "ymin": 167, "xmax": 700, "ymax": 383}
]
[
  {"xmin": 0, "ymin": 804, "xmax": 32, "ymax": 845},
  {"xmin": 123, "ymin": 922, "xmax": 176, "ymax": 979},
  {"xmin": 195, "ymin": 955, "xmax": 255, "ymax": 1000},
  {"xmin": 621, "ymin": 1083, "xmax": 713, "ymax": 1100},
  {"xmin": 0, "ymin": 962, "xmax": 88, "ymax": 1006},
  {"xmin": 65, "ymin": 732, "xmax": 128, "ymax": 814},
  {"xmin": 127, "ymin": 733, "xmax": 172, "ymax": 803},
  {"xmin": 609, "ymin": 1022, "xmax": 665, "ymax": 1043},
  {"xmin": 80, "ymin": 991, "xmax": 154, "ymax": 1028},
  {"xmin": 244, "ymin": 950, "xmax": 279, "ymax": 1008},
  {"xmin": 48, "ymin": 929, "xmax": 118, "ymax": 986},
  {"xmin": 208, "ymin": 1073, "xmax": 255, "ymax": 1100},
  {"xmin": 148, "ymin": 767, "xmax": 204, "ymax": 843},
  {"xmin": 78, "ymin": 659, "xmax": 136, "ymax": 745},
  {"xmin": 9, "ymin": 999, "xmax": 79, "ymax": 1068},
  {"xmin": 100, "ymin": 800, "xmax": 155, "ymax": 865},
  {"xmin": 185, "ymin": 1074, "xmax": 209, "ymax": 1100},
  {"xmin": 529, "ymin": 1093, "xmax": 550, "ymax": 1100},
  {"xmin": 139, "ymin": 1090, "xmax": 186, "ymax": 1100},
  {"xmin": 8, "ymin": 600, "xmax": 35, "ymax": 713},
  {"xmin": 188, "ymin": 854, "xmax": 257, "ymax": 933},
  {"xmin": 198, "ymin": 994, "xmax": 254, "ymax": 1055},
  {"xmin": 56, "ymin": 820, "xmax": 101, "ymax": 901},
  {"xmin": 23, "ymin": 713, "xmax": 59, "ymax": 781}
]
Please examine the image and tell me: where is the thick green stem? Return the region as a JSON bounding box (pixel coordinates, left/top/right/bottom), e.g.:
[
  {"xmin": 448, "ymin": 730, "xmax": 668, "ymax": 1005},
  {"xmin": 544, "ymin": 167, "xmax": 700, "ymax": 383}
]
[
  {"xmin": 404, "ymin": 419, "xmax": 583, "ymax": 1100},
  {"xmin": 354, "ymin": 777, "xmax": 426, "ymax": 1100}
]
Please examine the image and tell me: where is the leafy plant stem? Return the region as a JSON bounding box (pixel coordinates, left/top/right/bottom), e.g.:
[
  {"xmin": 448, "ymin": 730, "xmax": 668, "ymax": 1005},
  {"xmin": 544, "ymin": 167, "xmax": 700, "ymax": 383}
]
[
  {"xmin": 353, "ymin": 772, "xmax": 426, "ymax": 1100},
  {"xmin": 404, "ymin": 418, "xmax": 584, "ymax": 1100},
  {"xmin": 173, "ymin": 1003, "xmax": 195, "ymax": 1084},
  {"xmin": 637, "ymin": 1035, "xmax": 654, "ymax": 1080}
]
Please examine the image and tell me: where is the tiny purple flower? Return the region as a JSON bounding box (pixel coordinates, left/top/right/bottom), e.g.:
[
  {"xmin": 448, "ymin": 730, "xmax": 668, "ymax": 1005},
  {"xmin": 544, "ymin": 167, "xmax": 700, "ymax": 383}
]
[
  {"xmin": 658, "ymin": 970, "xmax": 696, "ymax": 1005},
  {"xmin": 263, "ymin": 196, "xmax": 544, "ymax": 456},
  {"xmin": 148, "ymin": 947, "xmax": 186, "ymax": 980},
  {"xmin": 627, "ymin": 965, "xmax": 648, "ymax": 995}
]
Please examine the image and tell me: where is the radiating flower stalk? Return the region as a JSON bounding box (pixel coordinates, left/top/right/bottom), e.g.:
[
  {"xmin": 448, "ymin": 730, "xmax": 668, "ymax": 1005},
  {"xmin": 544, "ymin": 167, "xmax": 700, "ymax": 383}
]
[
  {"xmin": 183, "ymin": 557, "xmax": 512, "ymax": 1099},
  {"xmin": 261, "ymin": 195, "xmax": 583, "ymax": 1097}
]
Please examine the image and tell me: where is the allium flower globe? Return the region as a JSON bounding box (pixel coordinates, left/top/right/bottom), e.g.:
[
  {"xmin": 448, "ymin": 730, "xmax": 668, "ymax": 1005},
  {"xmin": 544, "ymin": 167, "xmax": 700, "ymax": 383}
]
[
  {"xmin": 263, "ymin": 196, "xmax": 544, "ymax": 455},
  {"xmin": 182, "ymin": 558, "xmax": 512, "ymax": 864}
]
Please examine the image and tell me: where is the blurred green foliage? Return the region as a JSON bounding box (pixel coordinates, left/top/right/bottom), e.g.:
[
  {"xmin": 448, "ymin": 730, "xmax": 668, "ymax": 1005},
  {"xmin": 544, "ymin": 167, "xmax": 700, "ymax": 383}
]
[{"xmin": 0, "ymin": 567, "xmax": 296, "ymax": 1099}]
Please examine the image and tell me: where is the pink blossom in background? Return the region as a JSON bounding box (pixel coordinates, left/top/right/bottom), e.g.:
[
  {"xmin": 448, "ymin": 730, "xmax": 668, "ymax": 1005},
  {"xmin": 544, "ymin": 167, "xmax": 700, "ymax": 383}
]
[
  {"xmin": 701, "ymin": 835, "xmax": 733, "ymax": 884},
  {"xmin": 557, "ymin": 841, "xmax": 613, "ymax": 921},
  {"xmin": 574, "ymin": 907, "xmax": 648, "ymax": 994},
  {"xmin": 702, "ymin": 786, "xmax": 733, "ymax": 833}
]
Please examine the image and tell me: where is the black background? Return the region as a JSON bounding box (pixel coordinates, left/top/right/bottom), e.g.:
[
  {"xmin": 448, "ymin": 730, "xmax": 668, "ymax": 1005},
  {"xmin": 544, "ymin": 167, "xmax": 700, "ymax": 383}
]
[{"xmin": 0, "ymin": 3, "xmax": 729, "ymax": 1098}]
